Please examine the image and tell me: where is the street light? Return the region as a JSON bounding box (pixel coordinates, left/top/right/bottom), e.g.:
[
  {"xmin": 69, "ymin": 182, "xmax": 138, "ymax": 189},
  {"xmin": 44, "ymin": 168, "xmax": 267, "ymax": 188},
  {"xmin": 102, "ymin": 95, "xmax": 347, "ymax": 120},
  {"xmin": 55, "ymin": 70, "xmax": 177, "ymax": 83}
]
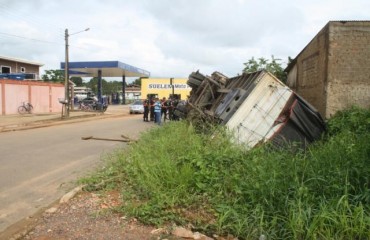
[{"xmin": 63, "ymin": 27, "xmax": 90, "ymax": 118}]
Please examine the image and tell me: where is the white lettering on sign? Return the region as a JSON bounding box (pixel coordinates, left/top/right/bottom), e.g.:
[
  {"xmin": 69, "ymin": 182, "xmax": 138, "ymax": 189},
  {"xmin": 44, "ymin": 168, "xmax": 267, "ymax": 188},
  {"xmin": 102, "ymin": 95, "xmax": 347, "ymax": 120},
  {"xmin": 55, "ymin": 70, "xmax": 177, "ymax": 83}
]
[{"xmin": 148, "ymin": 84, "xmax": 191, "ymax": 89}]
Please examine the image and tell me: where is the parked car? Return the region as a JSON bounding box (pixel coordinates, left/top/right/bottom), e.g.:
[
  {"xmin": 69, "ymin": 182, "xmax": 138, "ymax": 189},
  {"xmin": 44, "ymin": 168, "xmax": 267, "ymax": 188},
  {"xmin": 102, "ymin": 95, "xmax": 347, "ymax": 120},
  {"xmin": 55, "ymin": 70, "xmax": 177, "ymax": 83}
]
[{"xmin": 129, "ymin": 100, "xmax": 144, "ymax": 114}]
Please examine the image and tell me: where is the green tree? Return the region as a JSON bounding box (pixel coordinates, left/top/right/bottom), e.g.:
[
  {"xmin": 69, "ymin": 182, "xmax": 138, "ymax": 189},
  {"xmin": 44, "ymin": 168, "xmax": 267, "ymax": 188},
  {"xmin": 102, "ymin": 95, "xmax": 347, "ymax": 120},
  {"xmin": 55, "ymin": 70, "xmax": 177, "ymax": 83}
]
[
  {"xmin": 85, "ymin": 77, "xmax": 101, "ymax": 94},
  {"xmin": 85, "ymin": 77, "xmax": 113, "ymax": 95},
  {"xmin": 42, "ymin": 69, "xmax": 64, "ymax": 83},
  {"xmin": 70, "ymin": 77, "xmax": 83, "ymax": 87},
  {"xmin": 243, "ymin": 56, "xmax": 287, "ymax": 83},
  {"xmin": 84, "ymin": 78, "xmax": 130, "ymax": 95},
  {"xmin": 107, "ymin": 80, "xmax": 124, "ymax": 94},
  {"xmin": 132, "ymin": 78, "xmax": 142, "ymax": 86}
]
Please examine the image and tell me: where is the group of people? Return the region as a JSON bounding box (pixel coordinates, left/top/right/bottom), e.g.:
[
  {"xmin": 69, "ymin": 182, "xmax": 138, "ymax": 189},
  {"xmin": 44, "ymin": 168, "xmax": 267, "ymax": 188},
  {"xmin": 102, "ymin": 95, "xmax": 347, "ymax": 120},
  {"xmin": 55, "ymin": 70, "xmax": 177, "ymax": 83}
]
[{"xmin": 142, "ymin": 97, "xmax": 180, "ymax": 125}]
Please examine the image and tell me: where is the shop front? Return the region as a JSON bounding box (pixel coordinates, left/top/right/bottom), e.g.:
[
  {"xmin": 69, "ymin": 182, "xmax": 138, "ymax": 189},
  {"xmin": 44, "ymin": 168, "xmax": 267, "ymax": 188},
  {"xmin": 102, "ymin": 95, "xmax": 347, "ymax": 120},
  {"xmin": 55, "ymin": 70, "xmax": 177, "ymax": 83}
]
[{"xmin": 141, "ymin": 78, "xmax": 191, "ymax": 100}]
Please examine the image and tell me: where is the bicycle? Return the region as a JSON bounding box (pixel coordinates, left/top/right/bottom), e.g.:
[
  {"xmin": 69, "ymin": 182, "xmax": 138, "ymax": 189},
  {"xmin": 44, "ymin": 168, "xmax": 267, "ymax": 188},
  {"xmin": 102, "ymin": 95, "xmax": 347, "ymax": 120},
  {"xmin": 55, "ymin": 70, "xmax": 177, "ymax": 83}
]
[
  {"xmin": 18, "ymin": 102, "xmax": 33, "ymax": 114},
  {"xmin": 79, "ymin": 101, "xmax": 93, "ymax": 111}
]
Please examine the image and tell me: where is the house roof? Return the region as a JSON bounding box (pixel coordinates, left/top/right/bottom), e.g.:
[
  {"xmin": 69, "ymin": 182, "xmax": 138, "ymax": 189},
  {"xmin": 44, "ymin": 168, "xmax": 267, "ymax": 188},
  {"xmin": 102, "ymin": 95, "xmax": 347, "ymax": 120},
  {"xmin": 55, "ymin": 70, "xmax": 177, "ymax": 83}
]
[
  {"xmin": 0, "ymin": 55, "xmax": 44, "ymax": 66},
  {"xmin": 61, "ymin": 61, "xmax": 150, "ymax": 78}
]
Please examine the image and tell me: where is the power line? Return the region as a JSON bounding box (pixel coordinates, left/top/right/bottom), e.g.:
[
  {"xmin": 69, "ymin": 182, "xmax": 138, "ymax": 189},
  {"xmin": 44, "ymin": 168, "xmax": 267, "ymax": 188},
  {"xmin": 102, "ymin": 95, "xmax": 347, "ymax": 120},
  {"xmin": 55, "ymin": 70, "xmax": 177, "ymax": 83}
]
[
  {"xmin": 0, "ymin": 2, "xmax": 64, "ymax": 38},
  {"xmin": 0, "ymin": 2, "xmax": 91, "ymax": 50},
  {"xmin": 0, "ymin": 31, "xmax": 60, "ymax": 45},
  {"xmin": 0, "ymin": 31, "xmax": 90, "ymax": 50}
]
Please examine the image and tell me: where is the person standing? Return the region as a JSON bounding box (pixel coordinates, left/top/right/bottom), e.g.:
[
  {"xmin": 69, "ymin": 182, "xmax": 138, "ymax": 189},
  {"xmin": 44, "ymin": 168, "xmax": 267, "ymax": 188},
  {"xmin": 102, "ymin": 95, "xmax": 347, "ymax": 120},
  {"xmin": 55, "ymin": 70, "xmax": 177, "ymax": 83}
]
[
  {"xmin": 172, "ymin": 98, "xmax": 179, "ymax": 121},
  {"xmin": 143, "ymin": 98, "xmax": 149, "ymax": 122},
  {"xmin": 161, "ymin": 97, "xmax": 168, "ymax": 122},
  {"xmin": 167, "ymin": 98, "xmax": 174, "ymax": 121},
  {"xmin": 150, "ymin": 97, "xmax": 155, "ymax": 122},
  {"xmin": 154, "ymin": 98, "xmax": 162, "ymax": 125}
]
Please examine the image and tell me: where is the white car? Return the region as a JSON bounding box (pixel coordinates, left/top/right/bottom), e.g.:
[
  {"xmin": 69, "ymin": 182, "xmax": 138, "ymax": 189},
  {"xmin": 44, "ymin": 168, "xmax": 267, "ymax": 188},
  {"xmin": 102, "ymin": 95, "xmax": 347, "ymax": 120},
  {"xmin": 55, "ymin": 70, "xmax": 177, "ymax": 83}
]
[{"xmin": 129, "ymin": 100, "xmax": 144, "ymax": 114}]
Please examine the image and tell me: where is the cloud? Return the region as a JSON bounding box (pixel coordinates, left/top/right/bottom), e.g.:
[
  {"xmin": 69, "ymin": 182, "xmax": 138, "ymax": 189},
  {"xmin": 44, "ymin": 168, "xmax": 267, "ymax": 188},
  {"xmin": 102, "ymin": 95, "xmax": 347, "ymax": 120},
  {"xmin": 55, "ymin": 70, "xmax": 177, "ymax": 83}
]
[{"xmin": 0, "ymin": 0, "xmax": 369, "ymax": 80}]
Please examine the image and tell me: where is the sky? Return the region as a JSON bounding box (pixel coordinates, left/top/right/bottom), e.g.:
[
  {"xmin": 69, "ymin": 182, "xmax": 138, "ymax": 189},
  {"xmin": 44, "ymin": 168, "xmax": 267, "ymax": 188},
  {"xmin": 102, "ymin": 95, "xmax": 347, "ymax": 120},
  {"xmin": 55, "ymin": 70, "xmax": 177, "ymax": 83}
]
[{"xmin": 0, "ymin": 0, "xmax": 369, "ymax": 82}]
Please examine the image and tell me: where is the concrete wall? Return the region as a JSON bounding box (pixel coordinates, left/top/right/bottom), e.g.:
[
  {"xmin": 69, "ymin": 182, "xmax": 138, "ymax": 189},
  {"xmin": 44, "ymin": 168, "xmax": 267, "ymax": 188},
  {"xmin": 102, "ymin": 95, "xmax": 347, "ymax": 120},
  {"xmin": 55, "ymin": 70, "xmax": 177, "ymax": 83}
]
[
  {"xmin": 0, "ymin": 80, "xmax": 64, "ymax": 115},
  {"xmin": 0, "ymin": 82, "xmax": 2, "ymax": 114}
]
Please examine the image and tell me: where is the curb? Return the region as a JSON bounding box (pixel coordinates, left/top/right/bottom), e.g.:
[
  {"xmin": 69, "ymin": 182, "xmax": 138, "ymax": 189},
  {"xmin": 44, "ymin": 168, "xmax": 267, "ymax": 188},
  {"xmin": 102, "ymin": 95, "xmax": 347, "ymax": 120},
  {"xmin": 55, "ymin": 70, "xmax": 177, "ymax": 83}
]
[{"xmin": 0, "ymin": 113, "xmax": 128, "ymax": 133}]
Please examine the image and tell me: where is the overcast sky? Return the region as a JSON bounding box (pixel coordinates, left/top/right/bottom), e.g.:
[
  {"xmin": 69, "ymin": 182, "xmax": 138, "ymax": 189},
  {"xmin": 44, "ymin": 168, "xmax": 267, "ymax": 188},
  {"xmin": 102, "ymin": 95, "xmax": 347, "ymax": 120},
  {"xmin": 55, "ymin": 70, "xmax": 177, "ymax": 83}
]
[{"xmin": 1, "ymin": 0, "xmax": 369, "ymax": 81}]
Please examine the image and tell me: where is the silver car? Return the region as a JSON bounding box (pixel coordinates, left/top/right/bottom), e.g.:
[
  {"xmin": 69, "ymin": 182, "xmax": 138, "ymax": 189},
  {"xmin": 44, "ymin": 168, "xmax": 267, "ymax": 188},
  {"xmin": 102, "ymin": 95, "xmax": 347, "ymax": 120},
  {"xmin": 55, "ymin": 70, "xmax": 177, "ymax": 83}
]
[{"xmin": 129, "ymin": 100, "xmax": 144, "ymax": 114}]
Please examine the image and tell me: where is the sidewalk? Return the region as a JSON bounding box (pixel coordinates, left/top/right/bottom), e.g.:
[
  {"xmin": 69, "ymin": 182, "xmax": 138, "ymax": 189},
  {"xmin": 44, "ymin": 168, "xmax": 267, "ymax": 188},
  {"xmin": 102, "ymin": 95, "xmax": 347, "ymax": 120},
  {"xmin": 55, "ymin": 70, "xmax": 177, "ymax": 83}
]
[{"xmin": 0, "ymin": 105, "xmax": 130, "ymax": 133}]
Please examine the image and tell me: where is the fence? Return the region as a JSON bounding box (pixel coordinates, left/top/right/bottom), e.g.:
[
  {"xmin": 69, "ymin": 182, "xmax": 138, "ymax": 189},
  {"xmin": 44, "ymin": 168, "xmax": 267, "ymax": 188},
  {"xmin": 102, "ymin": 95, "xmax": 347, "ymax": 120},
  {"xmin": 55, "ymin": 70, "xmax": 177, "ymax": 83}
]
[{"xmin": 0, "ymin": 79, "xmax": 64, "ymax": 115}]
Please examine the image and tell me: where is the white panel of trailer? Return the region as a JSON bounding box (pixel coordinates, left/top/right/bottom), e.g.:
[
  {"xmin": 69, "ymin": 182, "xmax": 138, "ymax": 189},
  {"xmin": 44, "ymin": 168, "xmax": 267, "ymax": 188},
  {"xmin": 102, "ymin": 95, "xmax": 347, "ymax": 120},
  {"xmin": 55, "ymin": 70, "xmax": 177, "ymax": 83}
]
[{"xmin": 226, "ymin": 73, "xmax": 293, "ymax": 148}]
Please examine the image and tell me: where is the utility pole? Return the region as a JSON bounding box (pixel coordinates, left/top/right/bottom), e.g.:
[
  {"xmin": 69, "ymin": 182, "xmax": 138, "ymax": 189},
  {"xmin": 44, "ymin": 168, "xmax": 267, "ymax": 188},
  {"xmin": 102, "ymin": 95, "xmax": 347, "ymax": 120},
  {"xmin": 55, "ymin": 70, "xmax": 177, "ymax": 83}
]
[
  {"xmin": 170, "ymin": 78, "xmax": 174, "ymax": 96},
  {"xmin": 64, "ymin": 29, "xmax": 70, "ymax": 118},
  {"xmin": 63, "ymin": 27, "xmax": 89, "ymax": 118},
  {"xmin": 122, "ymin": 76, "xmax": 126, "ymax": 105}
]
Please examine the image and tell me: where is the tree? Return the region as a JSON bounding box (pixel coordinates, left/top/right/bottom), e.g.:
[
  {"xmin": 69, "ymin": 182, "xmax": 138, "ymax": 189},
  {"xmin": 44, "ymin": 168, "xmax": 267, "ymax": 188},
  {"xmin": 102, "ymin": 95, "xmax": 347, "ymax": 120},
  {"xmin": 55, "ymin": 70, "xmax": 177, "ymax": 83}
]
[
  {"xmin": 84, "ymin": 78, "xmax": 133, "ymax": 95},
  {"xmin": 85, "ymin": 77, "xmax": 101, "ymax": 94},
  {"xmin": 132, "ymin": 78, "xmax": 142, "ymax": 86},
  {"xmin": 85, "ymin": 77, "xmax": 116, "ymax": 95},
  {"xmin": 70, "ymin": 77, "xmax": 83, "ymax": 87},
  {"xmin": 42, "ymin": 69, "xmax": 64, "ymax": 83},
  {"xmin": 243, "ymin": 56, "xmax": 287, "ymax": 83}
]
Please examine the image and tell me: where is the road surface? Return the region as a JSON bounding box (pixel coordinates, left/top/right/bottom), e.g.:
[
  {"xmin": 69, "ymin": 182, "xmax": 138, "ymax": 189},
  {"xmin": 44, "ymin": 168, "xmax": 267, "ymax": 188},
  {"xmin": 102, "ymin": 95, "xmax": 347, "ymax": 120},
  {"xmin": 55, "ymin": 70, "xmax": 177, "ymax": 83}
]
[{"xmin": 0, "ymin": 114, "xmax": 153, "ymax": 233}]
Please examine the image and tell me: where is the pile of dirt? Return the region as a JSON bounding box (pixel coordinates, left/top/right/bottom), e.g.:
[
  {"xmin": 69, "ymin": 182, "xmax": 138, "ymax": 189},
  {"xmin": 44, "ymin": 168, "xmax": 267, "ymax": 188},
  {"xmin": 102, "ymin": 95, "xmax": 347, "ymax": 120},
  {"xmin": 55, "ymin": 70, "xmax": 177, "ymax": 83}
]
[
  {"xmin": 18, "ymin": 190, "xmax": 230, "ymax": 240},
  {"xmin": 21, "ymin": 191, "xmax": 174, "ymax": 240}
]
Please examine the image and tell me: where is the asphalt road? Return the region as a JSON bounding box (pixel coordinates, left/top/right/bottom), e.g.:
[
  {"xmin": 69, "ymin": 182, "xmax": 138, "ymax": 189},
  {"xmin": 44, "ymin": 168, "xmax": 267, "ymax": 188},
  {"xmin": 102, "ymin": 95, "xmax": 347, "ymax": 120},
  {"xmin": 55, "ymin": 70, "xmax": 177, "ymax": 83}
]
[{"xmin": 0, "ymin": 114, "xmax": 153, "ymax": 233}]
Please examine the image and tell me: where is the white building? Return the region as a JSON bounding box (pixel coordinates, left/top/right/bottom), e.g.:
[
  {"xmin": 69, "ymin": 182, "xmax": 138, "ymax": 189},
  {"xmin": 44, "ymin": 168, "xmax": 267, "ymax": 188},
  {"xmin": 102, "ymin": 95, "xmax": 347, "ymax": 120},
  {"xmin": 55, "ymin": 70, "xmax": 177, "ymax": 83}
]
[{"xmin": 73, "ymin": 86, "xmax": 92, "ymax": 100}]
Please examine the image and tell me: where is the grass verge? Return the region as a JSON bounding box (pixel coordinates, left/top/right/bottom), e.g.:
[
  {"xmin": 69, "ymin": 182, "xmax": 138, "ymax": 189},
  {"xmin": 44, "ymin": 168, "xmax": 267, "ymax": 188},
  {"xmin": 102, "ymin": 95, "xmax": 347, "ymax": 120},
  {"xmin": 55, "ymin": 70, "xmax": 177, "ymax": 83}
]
[{"xmin": 81, "ymin": 106, "xmax": 370, "ymax": 239}]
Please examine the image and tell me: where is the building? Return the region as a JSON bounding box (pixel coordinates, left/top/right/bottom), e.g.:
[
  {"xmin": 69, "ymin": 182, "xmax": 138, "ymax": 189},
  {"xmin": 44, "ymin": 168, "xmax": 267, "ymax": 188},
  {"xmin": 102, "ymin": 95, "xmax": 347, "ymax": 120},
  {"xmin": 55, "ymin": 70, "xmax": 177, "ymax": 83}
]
[
  {"xmin": 125, "ymin": 85, "xmax": 141, "ymax": 101},
  {"xmin": 110, "ymin": 85, "xmax": 141, "ymax": 104},
  {"xmin": 73, "ymin": 86, "xmax": 92, "ymax": 100},
  {"xmin": 62, "ymin": 60, "xmax": 150, "ymax": 105},
  {"xmin": 141, "ymin": 78, "xmax": 191, "ymax": 100},
  {"xmin": 0, "ymin": 55, "xmax": 43, "ymax": 80},
  {"xmin": 285, "ymin": 21, "xmax": 370, "ymax": 119},
  {"xmin": 0, "ymin": 56, "xmax": 64, "ymax": 115}
]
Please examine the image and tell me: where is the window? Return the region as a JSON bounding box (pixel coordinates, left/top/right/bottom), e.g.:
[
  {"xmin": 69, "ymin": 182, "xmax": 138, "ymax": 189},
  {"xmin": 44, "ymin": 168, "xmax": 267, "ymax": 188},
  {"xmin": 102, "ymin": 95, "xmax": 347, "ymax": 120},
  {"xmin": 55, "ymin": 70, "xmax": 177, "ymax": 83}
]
[
  {"xmin": 1, "ymin": 66, "xmax": 11, "ymax": 73},
  {"xmin": 21, "ymin": 67, "xmax": 26, "ymax": 73}
]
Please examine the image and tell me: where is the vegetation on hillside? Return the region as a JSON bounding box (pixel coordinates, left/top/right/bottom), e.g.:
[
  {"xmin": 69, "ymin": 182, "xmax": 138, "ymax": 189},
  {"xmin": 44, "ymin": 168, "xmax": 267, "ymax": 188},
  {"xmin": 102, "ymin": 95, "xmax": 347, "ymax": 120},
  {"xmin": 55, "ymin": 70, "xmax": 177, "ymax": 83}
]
[{"xmin": 81, "ymin": 106, "xmax": 370, "ymax": 239}]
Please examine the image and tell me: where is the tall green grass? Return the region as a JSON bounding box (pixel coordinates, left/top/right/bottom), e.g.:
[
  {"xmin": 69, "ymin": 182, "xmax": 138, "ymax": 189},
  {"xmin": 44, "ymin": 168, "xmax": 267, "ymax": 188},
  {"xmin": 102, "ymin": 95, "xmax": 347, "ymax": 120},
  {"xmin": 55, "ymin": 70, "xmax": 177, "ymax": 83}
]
[{"xmin": 81, "ymin": 107, "xmax": 370, "ymax": 239}]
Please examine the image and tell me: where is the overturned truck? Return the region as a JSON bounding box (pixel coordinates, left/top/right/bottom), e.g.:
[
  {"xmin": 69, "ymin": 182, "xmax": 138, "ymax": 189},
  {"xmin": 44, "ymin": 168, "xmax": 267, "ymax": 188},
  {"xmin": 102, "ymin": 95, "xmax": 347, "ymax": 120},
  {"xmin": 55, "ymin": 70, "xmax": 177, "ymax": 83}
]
[{"xmin": 184, "ymin": 70, "xmax": 326, "ymax": 149}]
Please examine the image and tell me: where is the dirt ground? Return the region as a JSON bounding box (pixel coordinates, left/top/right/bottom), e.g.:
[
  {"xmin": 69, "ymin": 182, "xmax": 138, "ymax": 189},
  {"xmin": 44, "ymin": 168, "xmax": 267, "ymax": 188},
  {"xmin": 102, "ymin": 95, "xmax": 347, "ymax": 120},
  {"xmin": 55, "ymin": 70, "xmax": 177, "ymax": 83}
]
[{"xmin": 19, "ymin": 191, "xmax": 182, "ymax": 240}]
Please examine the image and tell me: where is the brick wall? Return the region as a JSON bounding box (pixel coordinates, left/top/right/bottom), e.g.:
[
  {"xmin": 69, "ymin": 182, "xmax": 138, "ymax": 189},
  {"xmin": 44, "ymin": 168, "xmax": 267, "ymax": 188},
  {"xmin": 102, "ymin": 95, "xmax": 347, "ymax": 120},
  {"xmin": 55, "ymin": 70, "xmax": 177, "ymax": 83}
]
[
  {"xmin": 288, "ymin": 21, "xmax": 370, "ymax": 119},
  {"xmin": 326, "ymin": 21, "xmax": 370, "ymax": 118},
  {"xmin": 294, "ymin": 25, "xmax": 328, "ymax": 117}
]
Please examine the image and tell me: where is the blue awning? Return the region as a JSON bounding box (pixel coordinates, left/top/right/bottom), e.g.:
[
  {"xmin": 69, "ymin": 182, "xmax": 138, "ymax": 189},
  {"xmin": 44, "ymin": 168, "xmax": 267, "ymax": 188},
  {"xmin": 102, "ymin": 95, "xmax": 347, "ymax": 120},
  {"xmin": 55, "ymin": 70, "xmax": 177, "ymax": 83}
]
[{"xmin": 61, "ymin": 61, "xmax": 150, "ymax": 78}]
